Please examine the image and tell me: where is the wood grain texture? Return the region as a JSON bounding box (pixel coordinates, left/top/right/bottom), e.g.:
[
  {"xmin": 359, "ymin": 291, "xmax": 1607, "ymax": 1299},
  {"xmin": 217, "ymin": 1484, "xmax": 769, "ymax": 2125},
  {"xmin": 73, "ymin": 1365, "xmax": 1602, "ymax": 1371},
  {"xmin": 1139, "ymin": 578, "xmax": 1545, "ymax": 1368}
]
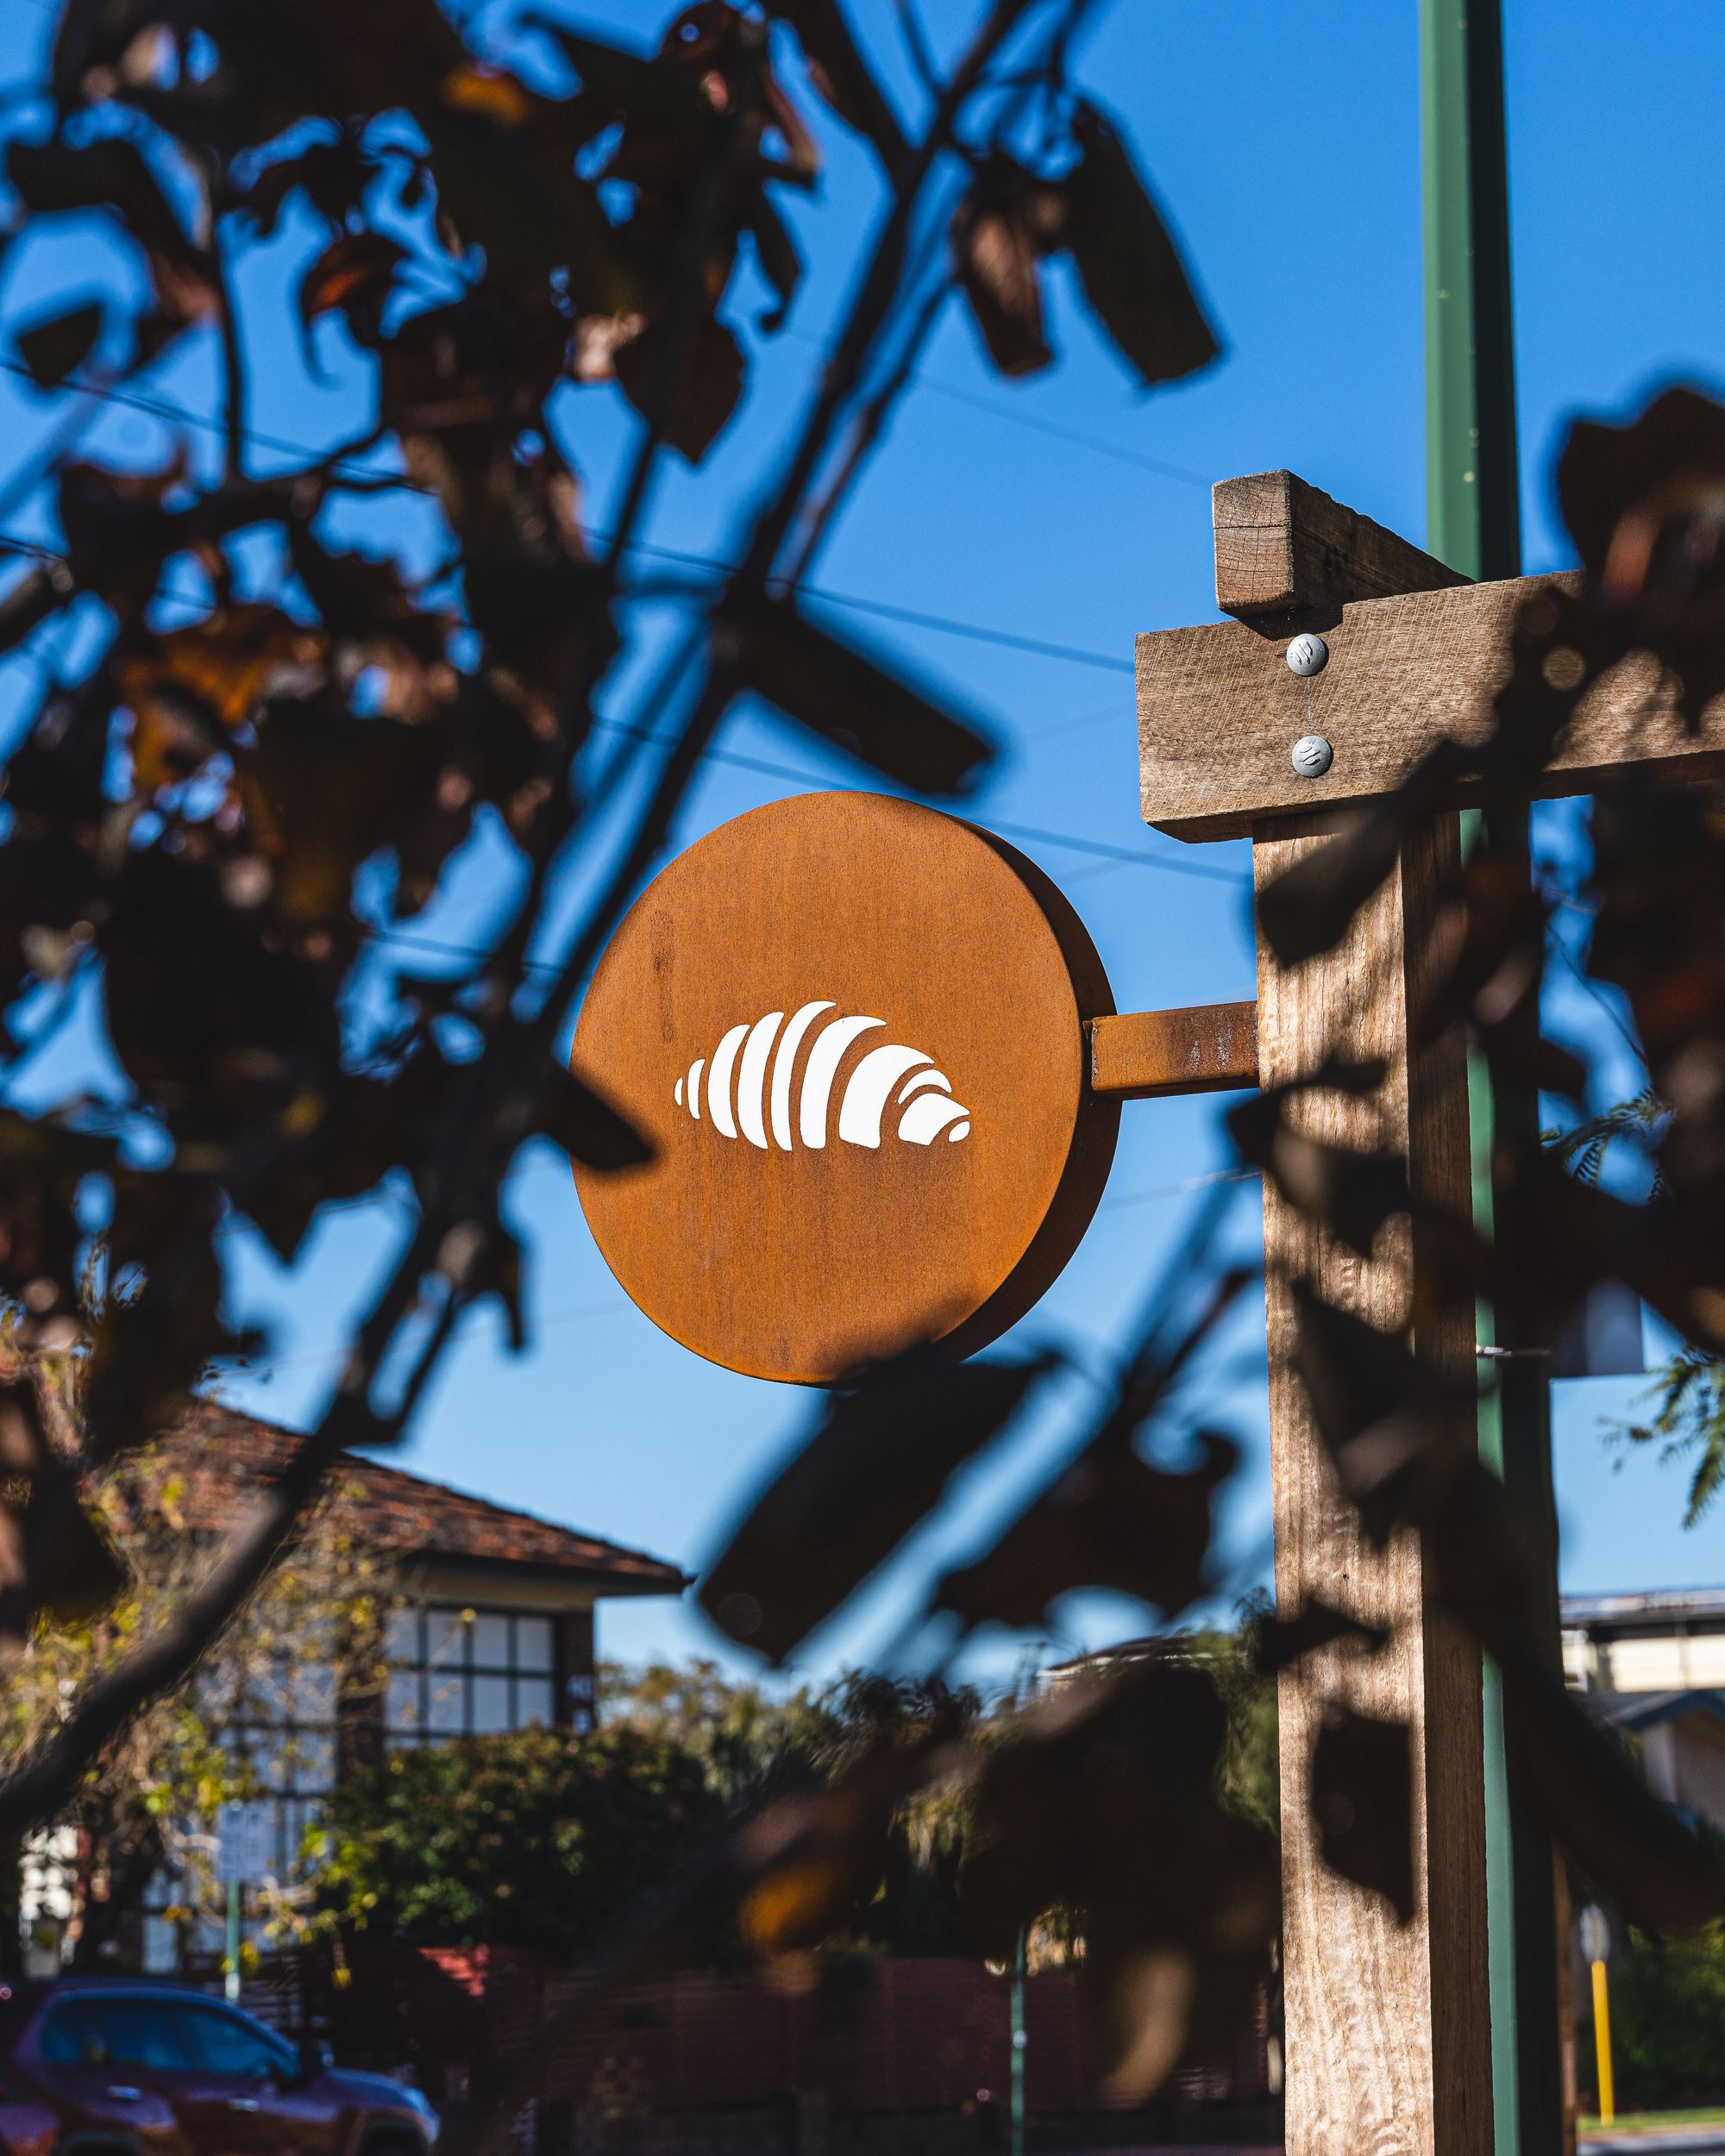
[
  {"xmin": 570, "ymin": 793, "xmax": 1119, "ymax": 1384},
  {"xmin": 1138, "ymin": 572, "xmax": 1725, "ymax": 840},
  {"xmin": 1214, "ymin": 470, "xmax": 1469, "ymax": 628},
  {"xmin": 1087, "ymin": 1001, "xmax": 1258, "ymax": 1099},
  {"xmin": 1260, "ymin": 814, "xmax": 1491, "ymax": 2156}
]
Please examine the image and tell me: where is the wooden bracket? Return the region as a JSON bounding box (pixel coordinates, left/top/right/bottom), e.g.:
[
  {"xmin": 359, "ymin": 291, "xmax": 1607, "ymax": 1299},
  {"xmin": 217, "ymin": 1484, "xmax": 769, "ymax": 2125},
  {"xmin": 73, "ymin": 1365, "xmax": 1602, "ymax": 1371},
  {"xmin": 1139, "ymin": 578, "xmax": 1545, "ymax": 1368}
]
[
  {"xmin": 1088, "ymin": 1002, "xmax": 1258, "ymax": 1100},
  {"xmin": 1214, "ymin": 468, "xmax": 1467, "ymax": 633}
]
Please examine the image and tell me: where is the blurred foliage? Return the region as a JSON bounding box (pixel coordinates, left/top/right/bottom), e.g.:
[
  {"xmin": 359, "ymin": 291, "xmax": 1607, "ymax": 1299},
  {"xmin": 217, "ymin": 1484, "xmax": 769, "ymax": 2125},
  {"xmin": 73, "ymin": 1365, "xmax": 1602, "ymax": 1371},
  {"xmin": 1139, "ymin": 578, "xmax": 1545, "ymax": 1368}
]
[
  {"xmin": 0, "ymin": 0, "xmax": 1216, "ymax": 1891},
  {"xmin": 1205, "ymin": 1620, "xmax": 1281, "ymax": 1839},
  {"xmin": 329, "ymin": 1665, "xmax": 984, "ymax": 1965},
  {"xmin": 323, "ymin": 1722, "xmax": 720, "ymax": 1957},
  {"xmin": 1583, "ymin": 1924, "xmax": 1725, "ymax": 2111},
  {"xmin": 1620, "ymin": 1348, "xmax": 1725, "ymax": 1528},
  {"xmin": 0, "ymin": 1338, "xmax": 397, "ymax": 1970},
  {"xmin": 599, "ymin": 1656, "xmax": 813, "ymax": 1801},
  {"xmin": 6, "ymin": 0, "xmax": 1725, "ymax": 2110}
]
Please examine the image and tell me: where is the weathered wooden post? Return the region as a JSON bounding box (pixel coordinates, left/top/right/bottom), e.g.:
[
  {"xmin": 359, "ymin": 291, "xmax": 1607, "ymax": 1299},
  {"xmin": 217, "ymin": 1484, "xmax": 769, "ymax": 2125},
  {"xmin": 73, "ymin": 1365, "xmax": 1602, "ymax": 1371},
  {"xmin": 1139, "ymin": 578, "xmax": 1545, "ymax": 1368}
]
[
  {"xmin": 1140, "ymin": 470, "xmax": 1490, "ymax": 2156},
  {"xmin": 1137, "ymin": 467, "xmax": 1725, "ymax": 2156}
]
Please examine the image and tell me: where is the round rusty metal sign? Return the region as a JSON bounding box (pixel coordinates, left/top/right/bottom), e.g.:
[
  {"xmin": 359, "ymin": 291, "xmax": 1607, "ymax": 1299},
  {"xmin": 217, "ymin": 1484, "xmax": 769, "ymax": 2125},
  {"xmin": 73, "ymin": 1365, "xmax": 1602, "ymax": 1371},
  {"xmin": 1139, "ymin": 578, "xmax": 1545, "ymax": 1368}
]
[{"xmin": 570, "ymin": 793, "xmax": 1118, "ymax": 1383}]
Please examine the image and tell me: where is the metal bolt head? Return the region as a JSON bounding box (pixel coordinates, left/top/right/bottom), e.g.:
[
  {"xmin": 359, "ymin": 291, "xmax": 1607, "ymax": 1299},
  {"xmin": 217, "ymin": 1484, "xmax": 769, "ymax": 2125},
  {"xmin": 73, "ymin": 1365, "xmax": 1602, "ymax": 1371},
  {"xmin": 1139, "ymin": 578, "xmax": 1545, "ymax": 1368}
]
[
  {"xmin": 1291, "ymin": 733, "xmax": 1333, "ymax": 779},
  {"xmin": 1286, "ymin": 632, "xmax": 1328, "ymax": 676}
]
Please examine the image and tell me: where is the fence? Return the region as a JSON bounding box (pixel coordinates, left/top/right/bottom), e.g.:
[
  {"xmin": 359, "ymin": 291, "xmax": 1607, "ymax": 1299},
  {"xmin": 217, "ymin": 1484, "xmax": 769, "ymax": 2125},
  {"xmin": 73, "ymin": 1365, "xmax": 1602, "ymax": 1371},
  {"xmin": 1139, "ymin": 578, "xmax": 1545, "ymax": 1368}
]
[{"xmin": 324, "ymin": 1944, "xmax": 1271, "ymax": 2136}]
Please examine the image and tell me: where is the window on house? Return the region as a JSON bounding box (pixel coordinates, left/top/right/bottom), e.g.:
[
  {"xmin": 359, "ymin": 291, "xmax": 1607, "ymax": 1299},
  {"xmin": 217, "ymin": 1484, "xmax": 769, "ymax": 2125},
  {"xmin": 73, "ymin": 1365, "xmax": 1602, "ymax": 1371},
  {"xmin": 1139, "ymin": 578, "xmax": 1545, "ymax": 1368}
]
[
  {"xmin": 141, "ymin": 1650, "xmax": 344, "ymax": 1974},
  {"xmin": 386, "ymin": 1606, "xmax": 558, "ymax": 1745},
  {"xmin": 223, "ymin": 1653, "xmax": 341, "ymax": 1875}
]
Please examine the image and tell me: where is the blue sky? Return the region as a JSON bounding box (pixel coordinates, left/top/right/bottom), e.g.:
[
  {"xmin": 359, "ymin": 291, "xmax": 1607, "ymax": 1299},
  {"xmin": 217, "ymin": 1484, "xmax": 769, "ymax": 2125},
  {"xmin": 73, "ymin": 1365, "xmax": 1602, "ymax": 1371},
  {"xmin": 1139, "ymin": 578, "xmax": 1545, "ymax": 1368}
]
[{"xmin": 0, "ymin": 1, "xmax": 1720, "ymax": 1683}]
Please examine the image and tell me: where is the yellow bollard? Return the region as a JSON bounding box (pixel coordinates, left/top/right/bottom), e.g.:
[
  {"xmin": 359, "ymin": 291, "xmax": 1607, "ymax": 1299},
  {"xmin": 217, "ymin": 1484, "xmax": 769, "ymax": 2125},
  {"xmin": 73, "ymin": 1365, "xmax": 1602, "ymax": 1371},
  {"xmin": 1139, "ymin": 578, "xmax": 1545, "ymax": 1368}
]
[{"xmin": 1590, "ymin": 1955, "xmax": 1615, "ymax": 2126}]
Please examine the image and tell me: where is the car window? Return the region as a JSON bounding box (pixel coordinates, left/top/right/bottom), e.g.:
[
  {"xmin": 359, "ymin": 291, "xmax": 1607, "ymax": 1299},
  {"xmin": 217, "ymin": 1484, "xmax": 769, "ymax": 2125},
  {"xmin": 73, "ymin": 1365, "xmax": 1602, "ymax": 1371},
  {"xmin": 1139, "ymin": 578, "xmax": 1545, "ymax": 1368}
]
[
  {"xmin": 37, "ymin": 2004, "xmax": 94, "ymax": 2065},
  {"xmin": 40, "ymin": 2001, "xmax": 191, "ymax": 2070},
  {"xmin": 181, "ymin": 2007, "xmax": 293, "ymax": 2081}
]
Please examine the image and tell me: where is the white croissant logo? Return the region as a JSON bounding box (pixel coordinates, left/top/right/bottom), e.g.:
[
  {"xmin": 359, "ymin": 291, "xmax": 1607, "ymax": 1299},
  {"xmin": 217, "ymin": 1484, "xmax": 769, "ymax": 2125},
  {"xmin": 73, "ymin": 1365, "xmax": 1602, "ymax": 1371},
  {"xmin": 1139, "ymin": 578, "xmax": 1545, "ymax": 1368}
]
[{"xmin": 672, "ymin": 1001, "xmax": 972, "ymax": 1150}]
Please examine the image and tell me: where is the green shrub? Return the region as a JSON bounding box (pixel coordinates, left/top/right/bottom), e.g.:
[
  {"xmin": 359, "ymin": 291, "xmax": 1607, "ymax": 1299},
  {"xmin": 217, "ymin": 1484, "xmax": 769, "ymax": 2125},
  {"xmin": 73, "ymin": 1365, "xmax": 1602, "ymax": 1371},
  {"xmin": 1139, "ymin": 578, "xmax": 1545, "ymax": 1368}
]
[{"xmin": 323, "ymin": 1725, "xmax": 720, "ymax": 1956}]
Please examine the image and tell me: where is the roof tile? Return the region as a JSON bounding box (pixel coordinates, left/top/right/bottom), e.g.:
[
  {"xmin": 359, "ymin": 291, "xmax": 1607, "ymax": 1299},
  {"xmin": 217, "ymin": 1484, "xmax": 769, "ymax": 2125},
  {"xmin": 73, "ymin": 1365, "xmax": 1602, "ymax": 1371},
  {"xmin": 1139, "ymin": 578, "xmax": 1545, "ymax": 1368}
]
[{"xmin": 153, "ymin": 1398, "xmax": 687, "ymax": 1595}]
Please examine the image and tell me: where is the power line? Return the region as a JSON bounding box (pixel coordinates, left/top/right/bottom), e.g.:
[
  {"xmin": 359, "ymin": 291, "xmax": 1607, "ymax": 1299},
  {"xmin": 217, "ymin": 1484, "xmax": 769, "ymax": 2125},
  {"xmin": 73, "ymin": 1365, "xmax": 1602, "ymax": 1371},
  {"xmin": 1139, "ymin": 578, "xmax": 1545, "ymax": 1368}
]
[
  {"xmin": 1099, "ymin": 1165, "xmax": 1258, "ymax": 1213},
  {"xmin": 907, "ymin": 368, "xmax": 1210, "ymax": 490},
  {"xmin": 213, "ymin": 1292, "xmax": 630, "ymax": 1378},
  {"xmin": 1024, "ymin": 694, "xmax": 1127, "ymax": 745},
  {"xmin": 0, "ymin": 522, "xmax": 1239, "ymax": 899},
  {"xmin": 992, "ymin": 816, "xmax": 1247, "ymax": 886},
  {"xmin": 796, "ymin": 587, "xmax": 1131, "ymax": 675},
  {"xmin": 227, "ymin": 1166, "xmax": 1266, "ymax": 1370},
  {"xmin": 0, "ymin": 357, "xmax": 407, "ymax": 491},
  {"xmin": 642, "ymin": 727, "xmax": 1247, "ymax": 887},
  {"xmin": 777, "ymin": 322, "xmax": 1214, "ymax": 492},
  {"xmin": 0, "ymin": 361, "xmax": 1137, "ymax": 675}
]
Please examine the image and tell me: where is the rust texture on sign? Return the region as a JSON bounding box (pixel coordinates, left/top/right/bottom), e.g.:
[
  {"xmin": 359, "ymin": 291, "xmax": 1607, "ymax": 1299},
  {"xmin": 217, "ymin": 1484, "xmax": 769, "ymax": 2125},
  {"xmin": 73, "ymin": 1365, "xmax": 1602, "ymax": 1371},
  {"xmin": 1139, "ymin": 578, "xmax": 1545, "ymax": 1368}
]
[
  {"xmin": 1088, "ymin": 1002, "xmax": 1258, "ymax": 1099},
  {"xmin": 570, "ymin": 793, "xmax": 1120, "ymax": 1385}
]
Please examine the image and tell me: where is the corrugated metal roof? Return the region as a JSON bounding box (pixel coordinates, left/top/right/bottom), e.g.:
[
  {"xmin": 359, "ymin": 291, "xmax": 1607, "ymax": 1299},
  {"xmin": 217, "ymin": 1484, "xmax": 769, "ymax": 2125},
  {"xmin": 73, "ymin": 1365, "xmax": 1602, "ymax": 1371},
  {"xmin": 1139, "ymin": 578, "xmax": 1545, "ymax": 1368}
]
[
  {"xmin": 1560, "ymin": 1587, "xmax": 1725, "ymax": 1629},
  {"xmin": 1585, "ymin": 1689, "xmax": 1725, "ymax": 1733}
]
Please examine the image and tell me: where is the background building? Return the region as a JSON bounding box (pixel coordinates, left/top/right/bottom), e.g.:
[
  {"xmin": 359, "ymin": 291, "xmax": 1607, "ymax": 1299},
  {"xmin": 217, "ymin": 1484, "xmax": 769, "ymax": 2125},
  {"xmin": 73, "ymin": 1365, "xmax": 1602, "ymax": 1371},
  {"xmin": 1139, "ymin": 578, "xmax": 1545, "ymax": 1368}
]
[
  {"xmin": 1562, "ymin": 1588, "xmax": 1725, "ymax": 1833},
  {"xmin": 20, "ymin": 1399, "xmax": 687, "ymax": 1977}
]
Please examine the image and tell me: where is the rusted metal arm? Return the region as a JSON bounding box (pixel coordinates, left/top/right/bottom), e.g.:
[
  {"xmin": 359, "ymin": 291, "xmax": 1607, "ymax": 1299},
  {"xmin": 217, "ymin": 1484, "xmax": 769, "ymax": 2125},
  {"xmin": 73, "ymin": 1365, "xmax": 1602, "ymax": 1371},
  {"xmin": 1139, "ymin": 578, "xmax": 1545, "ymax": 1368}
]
[{"xmin": 1087, "ymin": 1001, "xmax": 1258, "ymax": 1100}]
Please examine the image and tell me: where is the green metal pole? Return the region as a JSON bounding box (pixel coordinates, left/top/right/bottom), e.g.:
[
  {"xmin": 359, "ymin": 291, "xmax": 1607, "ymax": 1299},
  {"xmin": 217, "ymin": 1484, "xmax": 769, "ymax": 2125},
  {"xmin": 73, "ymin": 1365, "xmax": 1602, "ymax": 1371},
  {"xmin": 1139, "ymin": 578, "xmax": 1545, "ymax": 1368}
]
[
  {"xmin": 1421, "ymin": 0, "xmax": 1520, "ymax": 585},
  {"xmin": 1420, "ymin": 9, "xmax": 1564, "ymax": 2154},
  {"xmin": 1009, "ymin": 1927, "xmax": 1026, "ymax": 2156}
]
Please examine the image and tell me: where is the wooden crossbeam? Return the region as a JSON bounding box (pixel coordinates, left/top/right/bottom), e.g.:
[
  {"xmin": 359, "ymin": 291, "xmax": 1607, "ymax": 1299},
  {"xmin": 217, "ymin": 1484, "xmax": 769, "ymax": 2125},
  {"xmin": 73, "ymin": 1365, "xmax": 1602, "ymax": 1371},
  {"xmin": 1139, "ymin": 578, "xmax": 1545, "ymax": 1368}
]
[
  {"xmin": 1140, "ymin": 498, "xmax": 1725, "ymax": 843},
  {"xmin": 1087, "ymin": 1001, "xmax": 1258, "ymax": 1099}
]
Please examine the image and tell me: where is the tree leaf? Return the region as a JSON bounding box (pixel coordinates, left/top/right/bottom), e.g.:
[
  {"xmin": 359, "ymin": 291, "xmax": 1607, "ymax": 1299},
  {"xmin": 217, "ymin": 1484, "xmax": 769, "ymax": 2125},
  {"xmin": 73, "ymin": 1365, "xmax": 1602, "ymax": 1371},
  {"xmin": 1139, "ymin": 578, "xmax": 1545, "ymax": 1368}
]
[
  {"xmin": 6, "ymin": 139, "xmax": 213, "ymax": 331},
  {"xmin": 699, "ymin": 1344, "xmax": 1053, "ymax": 1663},
  {"xmin": 1288, "ymin": 1284, "xmax": 1468, "ymax": 1548},
  {"xmin": 15, "ymin": 300, "xmax": 102, "ymax": 391},
  {"xmin": 1309, "ymin": 1705, "xmax": 1415, "ymax": 1923},
  {"xmin": 1253, "ymin": 1597, "xmax": 1389, "ymax": 1675},
  {"xmin": 297, "ymin": 232, "xmax": 407, "ymax": 358},
  {"xmin": 525, "ymin": 18, "xmax": 709, "ymax": 130},
  {"xmin": 961, "ymin": 1663, "xmax": 1278, "ymax": 2101},
  {"xmin": 0, "ymin": 1469, "xmax": 126, "ymax": 1648},
  {"xmin": 775, "ymin": 0, "xmax": 906, "ymax": 175},
  {"xmin": 1256, "ymin": 805, "xmax": 1407, "ymax": 968},
  {"xmin": 950, "ymin": 157, "xmax": 1061, "ymax": 379},
  {"xmin": 724, "ymin": 595, "xmax": 997, "ymax": 795},
  {"xmin": 933, "ymin": 1428, "xmax": 1235, "ymax": 1633},
  {"xmin": 1062, "ymin": 103, "xmax": 1218, "ymax": 389},
  {"xmin": 0, "ymin": 1112, "xmax": 116, "ymax": 1326},
  {"xmin": 1384, "ymin": 1418, "xmax": 1725, "ymax": 1935},
  {"xmin": 612, "ymin": 308, "xmax": 743, "ymax": 465},
  {"xmin": 543, "ymin": 1068, "xmax": 653, "ymax": 1172},
  {"xmin": 1556, "ymin": 386, "xmax": 1725, "ymax": 726},
  {"xmin": 1499, "ymin": 1657, "xmax": 1725, "ymax": 1935},
  {"xmin": 97, "ymin": 848, "xmax": 339, "ymax": 1131},
  {"xmin": 733, "ymin": 1724, "xmax": 959, "ymax": 1958},
  {"xmin": 1267, "ymin": 1134, "xmax": 1409, "ymax": 1257},
  {"xmin": 1228, "ymin": 1062, "xmax": 1408, "ymax": 1257},
  {"xmin": 235, "ymin": 132, "xmax": 378, "ymax": 238}
]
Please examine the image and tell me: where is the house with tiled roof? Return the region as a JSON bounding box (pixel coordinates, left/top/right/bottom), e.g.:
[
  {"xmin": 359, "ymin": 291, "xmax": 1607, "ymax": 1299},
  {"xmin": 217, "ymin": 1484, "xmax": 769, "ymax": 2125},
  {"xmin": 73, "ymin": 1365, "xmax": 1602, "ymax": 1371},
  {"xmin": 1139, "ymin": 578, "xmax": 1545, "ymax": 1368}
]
[{"xmin": 21, "ymin": 1397, "xmax": 687, "ymax": 1977}]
